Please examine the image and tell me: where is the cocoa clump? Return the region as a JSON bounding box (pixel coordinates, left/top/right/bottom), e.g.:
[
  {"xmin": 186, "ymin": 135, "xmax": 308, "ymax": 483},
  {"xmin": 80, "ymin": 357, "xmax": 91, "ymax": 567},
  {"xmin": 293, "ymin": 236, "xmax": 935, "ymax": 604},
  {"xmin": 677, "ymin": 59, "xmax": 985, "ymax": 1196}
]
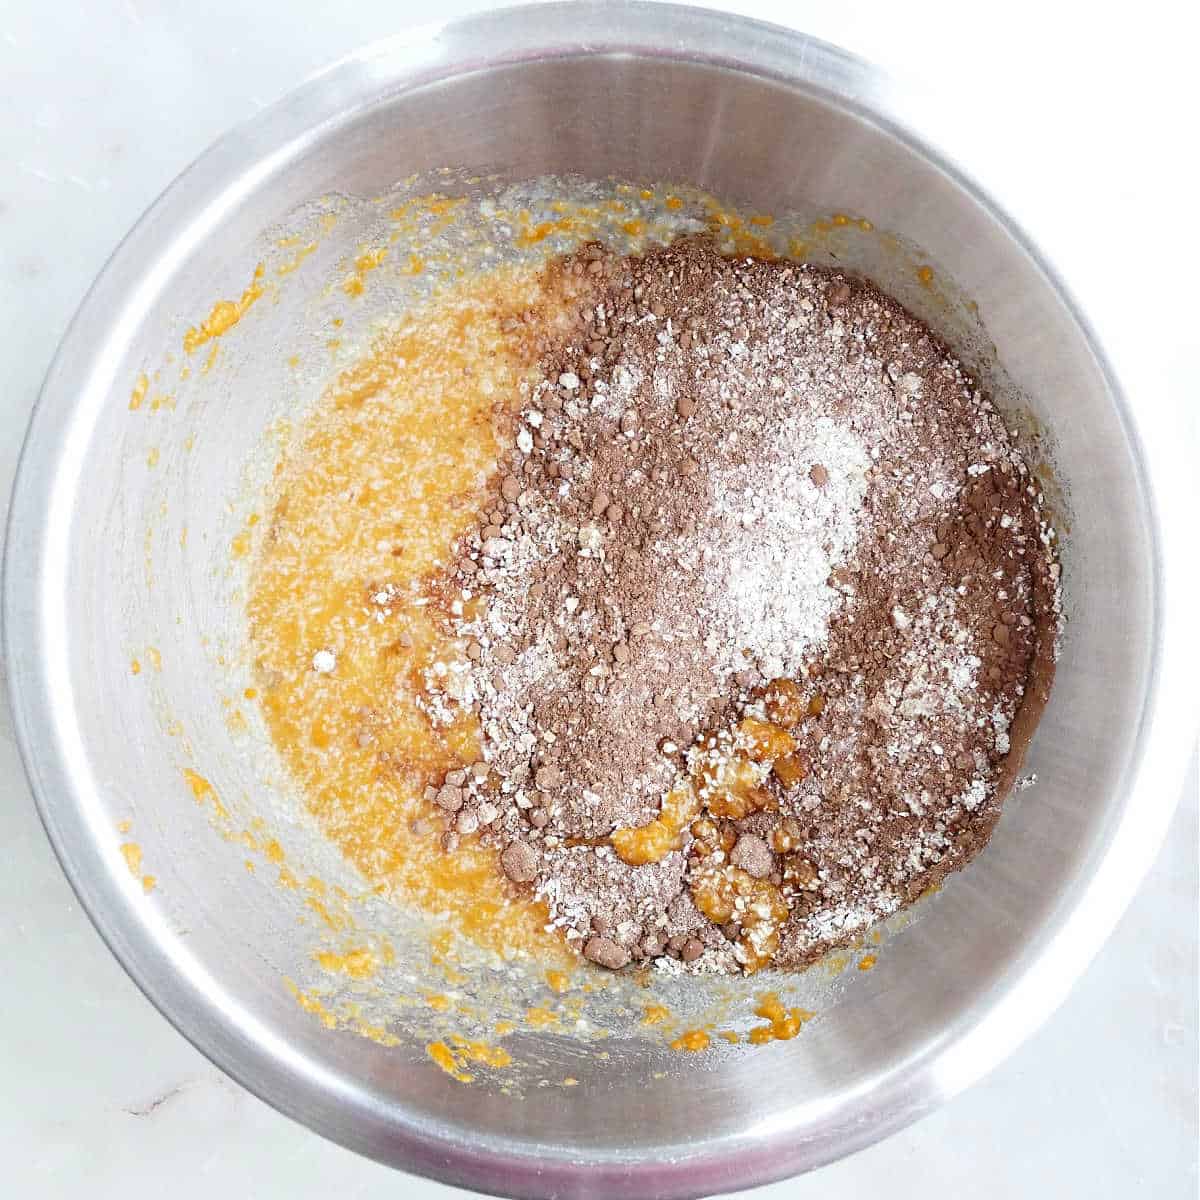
[
  {"xmin": 730, "ymin": 834, "xmax": 774, "ymax": 879},
  {"xmin": 583, "ymin": 936, "xmax": 631, "ymax": 969},
  {"xmin": 500, "ymin": 840, "xmax": 538, "ymax": 883}
]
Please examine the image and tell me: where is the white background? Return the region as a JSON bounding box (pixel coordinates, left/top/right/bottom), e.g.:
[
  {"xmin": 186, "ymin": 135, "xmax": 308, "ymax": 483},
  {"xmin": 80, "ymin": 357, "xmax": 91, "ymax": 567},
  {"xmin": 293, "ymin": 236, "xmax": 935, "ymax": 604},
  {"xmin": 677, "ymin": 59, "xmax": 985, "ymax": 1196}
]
[{"xmin": 0, "ymin": 2, "xmax": 1195, "ymax": 1196}]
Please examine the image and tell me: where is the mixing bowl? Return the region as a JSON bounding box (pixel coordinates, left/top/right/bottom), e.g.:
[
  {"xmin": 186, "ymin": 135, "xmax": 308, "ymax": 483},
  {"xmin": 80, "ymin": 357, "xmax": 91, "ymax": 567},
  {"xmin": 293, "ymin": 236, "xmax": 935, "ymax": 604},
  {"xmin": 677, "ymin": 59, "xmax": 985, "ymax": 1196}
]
[{"xmin": 5, "ymin": 3, "xmax": 1192, "ymax": 1197}]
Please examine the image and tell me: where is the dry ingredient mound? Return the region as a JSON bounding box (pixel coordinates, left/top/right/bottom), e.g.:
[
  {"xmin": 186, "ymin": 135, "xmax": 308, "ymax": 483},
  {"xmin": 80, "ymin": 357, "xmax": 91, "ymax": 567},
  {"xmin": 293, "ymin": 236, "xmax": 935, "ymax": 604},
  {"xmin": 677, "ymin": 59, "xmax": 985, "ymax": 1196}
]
[{"xmin": 418, "ymin": 236, "xmax": 1058, "ymax": 975}]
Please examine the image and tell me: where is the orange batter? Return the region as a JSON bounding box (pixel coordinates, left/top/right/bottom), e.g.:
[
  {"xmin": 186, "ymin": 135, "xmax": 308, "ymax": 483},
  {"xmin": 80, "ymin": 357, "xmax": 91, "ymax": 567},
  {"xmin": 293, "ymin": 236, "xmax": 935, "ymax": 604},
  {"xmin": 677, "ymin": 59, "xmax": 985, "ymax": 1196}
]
[{"xmin": 246, "ymin": 264, "xmax": 588, "ymax": 962}]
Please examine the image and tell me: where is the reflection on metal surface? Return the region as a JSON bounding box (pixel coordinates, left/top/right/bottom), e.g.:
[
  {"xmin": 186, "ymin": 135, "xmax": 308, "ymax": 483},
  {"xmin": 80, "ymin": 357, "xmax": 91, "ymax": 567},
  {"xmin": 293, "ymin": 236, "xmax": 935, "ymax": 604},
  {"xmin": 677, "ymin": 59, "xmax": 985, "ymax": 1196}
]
[{"xmin": 2, "ymin": 4, "xmax": 1193, "ymax": 1198}]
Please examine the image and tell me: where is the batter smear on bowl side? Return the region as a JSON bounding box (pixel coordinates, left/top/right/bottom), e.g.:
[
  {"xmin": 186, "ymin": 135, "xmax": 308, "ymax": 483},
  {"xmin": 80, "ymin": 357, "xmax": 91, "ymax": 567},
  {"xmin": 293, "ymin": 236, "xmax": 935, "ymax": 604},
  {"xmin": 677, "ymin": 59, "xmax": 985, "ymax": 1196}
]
[{"xmin": 249, "ymin": 234, "xmax": 1058, "ymax": 977}]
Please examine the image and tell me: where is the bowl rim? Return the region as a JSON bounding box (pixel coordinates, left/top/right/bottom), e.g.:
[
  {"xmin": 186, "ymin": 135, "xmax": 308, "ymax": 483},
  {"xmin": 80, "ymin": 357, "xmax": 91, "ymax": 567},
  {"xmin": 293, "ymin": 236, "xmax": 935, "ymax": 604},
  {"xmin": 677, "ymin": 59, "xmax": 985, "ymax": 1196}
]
[{"xmin": 4, "ymin": 3, "xmax": 1193, "ymax": 1196}]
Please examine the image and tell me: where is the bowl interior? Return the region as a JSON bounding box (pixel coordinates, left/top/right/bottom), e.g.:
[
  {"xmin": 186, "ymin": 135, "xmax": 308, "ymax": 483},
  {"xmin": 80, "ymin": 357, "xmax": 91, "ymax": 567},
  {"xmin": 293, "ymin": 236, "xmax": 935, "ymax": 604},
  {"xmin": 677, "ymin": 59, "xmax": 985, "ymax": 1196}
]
[{"xmin": 8, "ymin": 11, "xmax": 1157, "ymax": 1198}]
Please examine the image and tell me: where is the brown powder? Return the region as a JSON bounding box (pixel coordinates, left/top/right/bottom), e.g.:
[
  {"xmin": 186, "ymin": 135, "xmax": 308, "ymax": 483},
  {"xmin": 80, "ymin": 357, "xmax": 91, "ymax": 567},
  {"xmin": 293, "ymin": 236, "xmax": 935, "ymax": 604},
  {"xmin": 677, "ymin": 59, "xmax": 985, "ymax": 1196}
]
[{"xmin": 417, "ymin": 236, "xmax": 1058, "ymax": 974}]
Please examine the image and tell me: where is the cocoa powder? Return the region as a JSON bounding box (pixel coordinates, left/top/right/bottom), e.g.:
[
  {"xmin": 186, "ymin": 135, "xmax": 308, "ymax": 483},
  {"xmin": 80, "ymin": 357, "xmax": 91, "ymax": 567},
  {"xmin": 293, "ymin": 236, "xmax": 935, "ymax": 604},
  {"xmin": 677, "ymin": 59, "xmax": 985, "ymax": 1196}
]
[{"xmin": 417, "ymin": 236, "xmax": 1058, "ymax": 974}]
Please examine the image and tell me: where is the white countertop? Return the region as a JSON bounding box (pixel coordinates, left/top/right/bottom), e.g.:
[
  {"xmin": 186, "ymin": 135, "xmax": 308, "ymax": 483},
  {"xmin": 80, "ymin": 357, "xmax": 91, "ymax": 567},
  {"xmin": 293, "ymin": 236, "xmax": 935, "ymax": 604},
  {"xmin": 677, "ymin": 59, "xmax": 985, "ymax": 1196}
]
[{"xmin": 1, "ymin": 2, "xmax": 1196, "ymax": 1196}]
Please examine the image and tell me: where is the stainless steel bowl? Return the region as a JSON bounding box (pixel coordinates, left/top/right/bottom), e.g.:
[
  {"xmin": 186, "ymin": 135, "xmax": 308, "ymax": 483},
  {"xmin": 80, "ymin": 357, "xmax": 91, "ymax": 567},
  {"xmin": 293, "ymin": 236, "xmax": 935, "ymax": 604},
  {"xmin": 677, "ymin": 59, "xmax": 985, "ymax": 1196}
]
[{"xmin": 5, "ymin": 4, "xmax": 1194, "ymax": 1197}]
